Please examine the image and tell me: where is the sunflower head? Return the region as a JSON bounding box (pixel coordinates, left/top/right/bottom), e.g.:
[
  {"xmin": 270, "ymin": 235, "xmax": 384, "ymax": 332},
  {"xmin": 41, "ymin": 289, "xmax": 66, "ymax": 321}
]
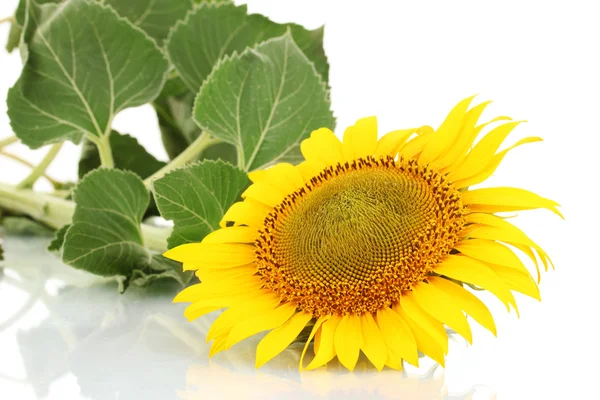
[{"xmin": 165, "ymin": 96, "xmax": 562, "ymax": 372}]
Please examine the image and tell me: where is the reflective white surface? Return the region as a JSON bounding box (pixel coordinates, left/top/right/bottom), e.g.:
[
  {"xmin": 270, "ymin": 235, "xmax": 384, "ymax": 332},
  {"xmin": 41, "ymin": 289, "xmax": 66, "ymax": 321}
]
[
  {"xmin": 2, "ymin": 0, "xmax": 600, "ymax": 398},
  {"xmin": 0, "ymin": 235, "xmax": 499, "ymax": 400}
]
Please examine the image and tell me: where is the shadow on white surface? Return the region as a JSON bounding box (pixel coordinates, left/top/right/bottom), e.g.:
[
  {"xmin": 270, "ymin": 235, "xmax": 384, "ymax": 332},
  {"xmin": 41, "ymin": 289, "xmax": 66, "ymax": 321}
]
[{"xmin": 0, "ymin": 235, "xmax": 496, "ymax": 400}]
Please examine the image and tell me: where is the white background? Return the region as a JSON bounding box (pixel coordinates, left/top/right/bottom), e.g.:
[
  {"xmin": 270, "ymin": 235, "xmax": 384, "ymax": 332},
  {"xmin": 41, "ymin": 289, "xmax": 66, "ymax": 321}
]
[{"xmin": 1, "ymin": 1, "xmax": 599, "ymax": 399}]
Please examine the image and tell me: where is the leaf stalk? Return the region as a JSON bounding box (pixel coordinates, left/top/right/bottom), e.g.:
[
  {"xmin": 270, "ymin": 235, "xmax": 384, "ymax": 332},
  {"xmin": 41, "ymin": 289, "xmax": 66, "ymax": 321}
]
[
  {"xmin": 143, "ymin": 131, "xmax": 221, "ymax": 188},
  {"xmin": 17, "ymin": 142, "xmax": 63, "ymax": 189},
  {"xmin": 95, "ymin": 134, "xmax": 115, "ymax": 168},
  {"xmin": 0, "ymin": 183, "xmax": 169, "ymax": 252},
  {"xmin": 0, "ymin": 151, "xmax": 63, "ymax": 188},
  {"xmin": 0, "ymin": 136, "xmax": 19, "ymax": 148},
  {"xmin": 0, "ymin": 16, "xmax": 15, "ymax": 25}
]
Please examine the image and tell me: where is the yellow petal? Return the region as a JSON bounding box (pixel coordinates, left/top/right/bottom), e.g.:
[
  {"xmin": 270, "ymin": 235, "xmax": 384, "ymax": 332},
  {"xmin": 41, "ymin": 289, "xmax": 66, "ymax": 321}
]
[
  {"xmin": 359, "ymin": 313, "xmax": 387, "ymax": 371},
  {"xmin": 463, "ymin": 187, "xmax": 563, "ymax": 218},
  {"xmin": 248, "ymin": 169, "xmax": 268, "ymax": 183},
  {"xmin": 256, "ymin": 311, "xmax": 313, "ymax": 368},
  {"xmin": 376, "ymin": 307, "xmax": 419, "ymax": 367},
  {"xmin": 300, "ymin": 315, "xmax": 330, "ymax": 370},
  {"xmin": 297, "ymin": 160, "xmax": 325, "ymax": 182},
  {"xmin": 202, "ymin": 227, "xmax": 259, "ymax": 244},
  {"xmin": 488, "ymin": 264, "xmax": 541, "ymax": 301},
  {"xmin": 242, "ymin": 182, "xmax": 286, "ymax": 207},
  {"xmin": 305, "ymin": 315, "xmax": 342, "ymax": 370},
  {"xmin": 301, "ymin": 128, "xmax": 344, "ymax": 165},
  {"xmin": 432, "ymin": 101, "xmax": 491, "ymax": 171},
  {"xmin": 333, "ymin": 314, "xmax": 363, "ymax": 372},
  {"xmin": 374, "ymin": 129, "xmax": 417, "ymax": 158},
  {"xmin": 452, "ymin": 137, "xmax": 542, "ymax": 189},
  {"xmin": 514, "ymin": 244, "xmax": 542, "ymax": 283},
  {"xmin": 220, "ymin": 200, "xmax": 272, "ymax": 228},
  {"xmin": 164, "ymin": 242, "xmax": 256, "ymax": 266},
  {"xmin": 173, "ymin": 277, "xmax": 261, "ymax": 303},
  {"xmin": 466, "ymin": 213, "xmax": 545, "ymax": 253},
  {"xmin": 449, "ymin": 121, "xmax": 524, "ymax": 181},
  {"xmin": 409, "ymin": 283, "xmax": 473, "ymax": 344},
  {"xmin": 209, "ymin": 335, "xmax": 228, "ymax": 357},
  {"xmin": 384, "ymin": 348, "xmax": 404, "ymax": 370},
  {"xmin": 428, "ymin": 276, "xmax": 496, "ymax": 335},
  {"xmin": 454, "ymin": 239, "xmax": 531, "ymax": 276},
  {"xmin": 397, "ymin": 296, "xmax": 449, "ymax": 352},
  {"xmin": 419, "ymin": 95, "xmax": 476, "ymax": 165},
  {"xmin": 398, "ymin": 308, "xmax": 446, "ymax": 367},
  {"xmin": 183, "ymin": 305, "xmax": 222, "ymax": 321},
  {"xmin": 195, "ymin": 263, "xmax": 256, "ymax": 284},
  {"xmin": 444, "ymin": 115, "xmax": 513, "ymax": 173},
  {"xmin": 398, "ymin": 126, "xmax": 435, "ymax": 159},
  {"xmin": 342, "ymin": 116, "xmax": 378, "ymax": 160},
  {"xmin": 225, "ymin": 302, "xmax": 297, "ymax": 349},
  {"xmin": 262, "ymin": 163, "xmax": 304, "ymax": 193},
  {"xmin": 434, "ymin": 255, "xmax": 517, "ymax": 312},
  {"xmin": 206, "ymin": 291, "xmax": 280, "ymax": 341}
]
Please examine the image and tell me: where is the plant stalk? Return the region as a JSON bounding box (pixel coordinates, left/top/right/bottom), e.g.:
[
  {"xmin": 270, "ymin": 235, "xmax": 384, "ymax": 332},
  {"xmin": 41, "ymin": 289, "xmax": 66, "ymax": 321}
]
[
  {"xmin": 0, "ymin": 136, "xmax": 19, "ymax": 148},
  {"xmin": 0, "ymin": 151, "xmax": 62, "ymax": 187},
  {"xmin": 0, "ymin": 182, "xmax": 74, "ymax": 229},
  {"xmin": 143, "ymin": 131, "xmax": 221, "ymax": 188},
  {"xmin": 95, "ymin": 134, "xmax": 114, "ymax": 168},
  {"xmin": 0, "ymin": 16, "xmax": 15, "ymax": 25},
  {"xmin": 0, "ymin": 183, "xmax": 169, "ymax": 252},
  {"xmin": 17, "ymin": 142, "xmax": 63, "ymax": 189}
]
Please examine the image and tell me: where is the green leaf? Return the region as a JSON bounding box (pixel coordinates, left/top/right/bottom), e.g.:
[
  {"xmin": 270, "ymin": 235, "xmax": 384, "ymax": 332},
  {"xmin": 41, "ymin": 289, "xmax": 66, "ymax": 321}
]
[
  {"xmin": 1, "ymin": 216, "xmax": 53, "ymax": 236},
  {"xmin": 18, "ymin": 0, "xmax": 63, "ymax": 62},
  {"xmin": 7, "ymin": 0, "xmax": 169, "ymax": 149},
  {"xmin": 154, "ymin": 91, "xmax": 202, "ymax": 159},
  {"xmin": 160, "ymin": 73, "xmax": 189, "ymax": 98},
  {"xmin": 78, "ymin": 131, "xmax": 166, "ymax": 179},
  {"xmin": 154, "ymin": 90, "xmax": 237, "ymax": 162},
  {"xmin": 48, "ymin": 224, "xmax": 70, "ymax": 252},
  {"xmin": 166, "ymin": 3, "xmax": 329, "ymax": 94},
  {"xmin": 0, "ymin": 243, "xmax": 4, "ymax": 261},
  {"xmin": 200, "ymin": 142, "xmax": 237, "ymax": 165},
  {"xmin": 8, "ymin": 0, "xmax": 62, "ymax": 55},
  {"xmin": 194, "ymin": 33, "xmax": 335, "ymax": 171},
  {"xmin": 5, "ymin": 20, "xmax": 22, "ymax": 53},
  {"xmin": 152, "ymin": 160, "xmax": 249, "ymax": 248},
  {"xmin": 129, "ymin": 255, "xmax": 191, "ymax": 288},
  {"xmin": 101, "ymin": 0, "xmax": 194, "ymax": 44},
  {"xmin": 62, "ymin": 169, "xmax": 189, "ymax": 287}
]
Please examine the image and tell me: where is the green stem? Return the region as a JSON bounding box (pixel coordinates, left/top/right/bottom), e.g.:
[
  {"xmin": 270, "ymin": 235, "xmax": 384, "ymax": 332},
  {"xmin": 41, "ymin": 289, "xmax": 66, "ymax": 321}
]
[
  {"xmin": 143, "ymin": 132, "xmax": 221, "ymax": 188},
  {"xmin": 0, "ymin": 136, "xmax": 19, "ymax": 148},
  {"xmin": 141, "ymin": 224, "xmax": 170, "ymax": 252},
  {"xmin": 0, "ymin": 16, "xmax": 15, "ymax": 25},
  {"xmin": 0, "ymin": 182, "xmax": 74, "ymax": 229},
  {"xmin": 0, "ymin": 183, "xmax": 169, "ymax": 252},
  {"xmin": 17, "ymin": 142, "xmax": 63, "ymax": 189},
  {"xmin": 0, "ymin": 151, "xmax": 62, "ymax": 187},
  {"xmin": 95, "ymin": 134, "xmax": 114, "ymax": 168}
]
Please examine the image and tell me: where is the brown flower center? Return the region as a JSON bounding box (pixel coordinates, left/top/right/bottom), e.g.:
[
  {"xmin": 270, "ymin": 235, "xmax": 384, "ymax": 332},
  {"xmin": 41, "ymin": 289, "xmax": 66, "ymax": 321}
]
[{"xmin": 255, "ymin": 156, "xmax": 465, "ymax": 317}]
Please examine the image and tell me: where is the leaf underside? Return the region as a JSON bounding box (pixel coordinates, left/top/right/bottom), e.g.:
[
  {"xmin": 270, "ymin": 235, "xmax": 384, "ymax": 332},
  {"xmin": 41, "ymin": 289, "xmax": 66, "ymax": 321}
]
[
  {"xmin": 166, "ymin": 2, "xmax": 329, "ymax": 94},
  {"xmin": 62, "ymin": 169, "xmax": 190, "ymax": 288},
  {"xmin": 7, "ymin": 0, "xmax": 169, "ymax": 149},
  {"xmin": 78, "ymin": 130, "xmax": 166, "ymax": 179},
  {"xmin": 152, "ymin": 160, "xmax": 250, "ymax": 248},
  {"xmin": 194, "ymin": 33, "xmax": 335, "ymax": 172},
  {"xmin": 101, "ymin": 0, "xmax": 194, "ymax": 45},
  {"xmin": 157, "ymin": 2, "xmax": 330, "ymax": 164}
]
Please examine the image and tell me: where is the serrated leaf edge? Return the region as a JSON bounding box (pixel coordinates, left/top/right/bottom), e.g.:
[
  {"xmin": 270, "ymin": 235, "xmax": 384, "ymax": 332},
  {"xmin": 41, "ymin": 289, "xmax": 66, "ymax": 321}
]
[
  {"xmin": 164, "ymin": 1, "xmax": 246, "ymax": 91},
  {"xmin": 150, "ymin": 158, "xmax": 241, "ymax": 194},
  {"xmin": 9, "ymin": 0, "xmax": 171, "ymax": 148},
  {"xmin": 191, "ymin": 31, "xmax": 334, "ymax": 170}
]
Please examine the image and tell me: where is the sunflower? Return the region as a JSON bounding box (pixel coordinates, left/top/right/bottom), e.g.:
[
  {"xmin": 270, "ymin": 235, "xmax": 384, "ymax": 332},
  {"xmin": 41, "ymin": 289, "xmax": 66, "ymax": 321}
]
[{"xmin": 164, "ymin": 96, "xmax": 562, "ymax": 372}]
